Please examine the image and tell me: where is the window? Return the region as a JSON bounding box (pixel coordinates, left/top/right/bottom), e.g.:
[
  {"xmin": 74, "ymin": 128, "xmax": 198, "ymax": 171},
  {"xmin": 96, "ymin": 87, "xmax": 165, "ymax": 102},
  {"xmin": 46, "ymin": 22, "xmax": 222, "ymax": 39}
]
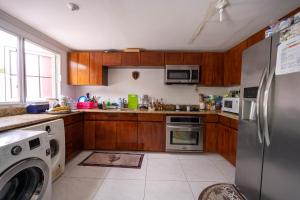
[
  {"xmin": 0, "ymin": 27, "xmax": 61, "ymax": 104},
  {"xmin": 25, "ymin": 41, "xmax": 57, "ymax": 101},
  {"xmin": 0, "ymin": 30, "xmax": 19, "ymax": 102}
]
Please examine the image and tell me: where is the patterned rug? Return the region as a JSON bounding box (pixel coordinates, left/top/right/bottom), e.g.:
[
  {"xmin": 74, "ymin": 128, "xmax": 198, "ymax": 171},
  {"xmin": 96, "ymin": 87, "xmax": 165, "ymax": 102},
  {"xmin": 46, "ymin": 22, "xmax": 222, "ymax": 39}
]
[
  {"xmin": 199, "ymin": 183, "xmax": 245, "ymax": 200},
  {"xmin": 79, "ymin": 152, "xmax": 144, "ymax": 168}
]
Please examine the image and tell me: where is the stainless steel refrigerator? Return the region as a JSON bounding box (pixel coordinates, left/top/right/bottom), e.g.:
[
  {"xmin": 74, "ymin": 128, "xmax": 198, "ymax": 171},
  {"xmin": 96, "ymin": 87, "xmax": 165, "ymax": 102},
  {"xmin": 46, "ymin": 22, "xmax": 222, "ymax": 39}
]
[{"xmin": 235, "ymin": 22, "xmax": 300, "ymax": 200}]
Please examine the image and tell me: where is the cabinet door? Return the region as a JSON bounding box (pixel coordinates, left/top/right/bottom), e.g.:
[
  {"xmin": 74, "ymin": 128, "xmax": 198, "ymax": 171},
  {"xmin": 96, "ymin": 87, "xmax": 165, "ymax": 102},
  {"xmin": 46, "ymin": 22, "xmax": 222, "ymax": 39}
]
[
  {"xmin": 116, "ymin": 121, "xmax": 138, "ymax": 150},
  {"xmin": 77, "ymin": 52, "xmax": 90, "ymax": 85},
  {"xmin": 228, "ymin": 128, "xmax": 237, "ymax": 166},
  {"xmin": 165, "ymin": 52, "xmax": 183, "ymax": 65},
  {"xmin": 72, "ymin": 121, "xmax": 83, "ymax": 154},
  {"xmin": 90, "ymin": 52, "xmax": 104, "ymax": 85},
  {"xmin": 95, "ymin": 121, "xmax": 117, "ymax": 150},
  {"xmin": 103, "ymin": 52, "xmax": 122, "ymax": 66},
  {"xmin": 247, "ymin": 29, "xmax": 265, "ymax": 48},
  {"xmin": 140, "ymin": 52, "xmax": 164, "ymax": 66},
  {"xmin": 183, "ymin": 53, "xmax": 202, "ymax": 65},
  {"xmin": 204, "ymin": 123, "xmax": 218, "ymax": 152},
  {"xmin": 217, "ymin": 124, "xmax": 228, "ymax": 157},
  {"xmin": 68, "ymin": 52, "xmax": 78, "ymax": 85},
  {"xmin": 138, "ymin": 122, "xmax": 165, "ymax": 151},
  {"xmin": 201, "ymin": 52, "xmax": 224, "ymax": 86},
  {"xmin": 224, "ymin": 41, "xmax": 247, "ymax": 86},
  {"xmin": 121, "ymin": 52, "xmax": 140, "ymax": 66},
  {"xmin": 223, "ymin": 50, "xmax": 232, "ymax": 86},
  {"xmin": 84, "ymin": 121, "xmax": 95, "ymax": 149}
]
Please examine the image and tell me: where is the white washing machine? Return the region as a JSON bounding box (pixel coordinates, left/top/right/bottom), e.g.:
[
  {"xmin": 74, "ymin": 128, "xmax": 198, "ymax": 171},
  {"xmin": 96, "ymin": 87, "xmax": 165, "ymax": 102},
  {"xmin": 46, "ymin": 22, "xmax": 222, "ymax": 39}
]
[
  {"xmin": 0, "ymin": 130, "xmax": 51, "ymax": 200},
  {"xmin": 21, "ymin": 119, "xmax": 65, "ymax": 182}
]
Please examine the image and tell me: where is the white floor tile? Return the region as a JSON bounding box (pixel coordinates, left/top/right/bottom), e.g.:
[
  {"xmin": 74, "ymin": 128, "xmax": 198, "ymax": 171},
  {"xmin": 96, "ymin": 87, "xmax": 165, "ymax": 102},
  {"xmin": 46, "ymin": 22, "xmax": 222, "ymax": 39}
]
[
  {"xmin": 175, "ymin": 153, "xmax": 210, "ymax": 161},
  {"xmin": 144, "ymin": 180, "xmax": 194, "ymax": 200},
  {"xmin": 52, "ymin": 177, "xmax": 103, "ymax": 200},
  {"xmin": 147, "ymin": 158, "xmax": 186, "ymax": 181},
  {"xmin": 180, "ymin": 159, "xmax": 227, "ymax": 182},
  {"xmin": 93, "ymin": 179, "xmax": 145, "ymax": 200},
  {"xmin": 189, "ymin": 181, "xmax": 216, "ymax": 199},
  {"xmin": 63, "ymin": 164, "xmax": 110, "ymax": 179},
  {"xmin": 105, "ymin": 158, "xmax": 147, "ymax": 180},
  {"xmin": 147, "ymin": 152, "xmax": 177, "ymax": 159},
  {"xmin": 213, "ymin": 160, "xmax": 236, "ymax": 183}
]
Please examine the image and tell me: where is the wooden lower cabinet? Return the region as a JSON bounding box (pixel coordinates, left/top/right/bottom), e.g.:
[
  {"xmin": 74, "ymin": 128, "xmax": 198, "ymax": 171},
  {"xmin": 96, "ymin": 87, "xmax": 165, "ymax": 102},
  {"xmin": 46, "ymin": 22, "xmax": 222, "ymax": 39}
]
[
  {"xmin": 116, "ymin": 121, "xmax": 138, "ymax": 150},
  {"xmin": 84, "ymin": 121, "xmax": 95, "ymax": 149},
  {"xmin": 65, "ymin": 120, "xmax": 83, "ymax": 161},
  {"xmin": 138, "ymin": 122, "xmax": 165, "ymax": 151},
  {"xmin": 228, "ymin": 129, "xmax": 237, "ymax": 166},
  {"xmin": 217, "ymin": 123, "xmax": 237, "ymax": 166},
  {"xmin": 217, "ymin": 124, "xmax": 229, "ymax": 158},
  {"xmin": 204, "ymin": 123, "xmax": 218, "ymax": 152},
  {"xmin": 95, "ymin": 121, "xmax": 117, "ymax": 150}
]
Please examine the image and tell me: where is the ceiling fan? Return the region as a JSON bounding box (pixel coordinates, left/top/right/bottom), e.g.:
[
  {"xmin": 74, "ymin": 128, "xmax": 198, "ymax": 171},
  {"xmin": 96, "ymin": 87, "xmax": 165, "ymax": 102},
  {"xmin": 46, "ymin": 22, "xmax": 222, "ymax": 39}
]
[{"xmin": 189, "ymin": 0, "xmax": 229, "ymax": 44}]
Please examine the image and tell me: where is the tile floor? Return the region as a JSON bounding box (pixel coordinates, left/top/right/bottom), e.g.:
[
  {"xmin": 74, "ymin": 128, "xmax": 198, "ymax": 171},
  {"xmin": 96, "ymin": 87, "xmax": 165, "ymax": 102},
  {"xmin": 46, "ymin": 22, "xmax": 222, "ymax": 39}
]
[{"xmin": 53, "ymin": 151, "xmax": 235, "ymax": 200}]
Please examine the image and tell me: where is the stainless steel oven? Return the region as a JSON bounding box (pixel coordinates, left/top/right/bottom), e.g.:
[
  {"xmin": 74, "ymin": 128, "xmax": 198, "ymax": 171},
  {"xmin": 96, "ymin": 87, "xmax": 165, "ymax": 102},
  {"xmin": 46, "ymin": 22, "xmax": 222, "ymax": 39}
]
[
  {"xmin": 165, "ymin": 65, "xmax": 200, "ymax": 84},
  {"xmin": 166, "ymin": 116, "xmax": 204, "ymax": 152}
]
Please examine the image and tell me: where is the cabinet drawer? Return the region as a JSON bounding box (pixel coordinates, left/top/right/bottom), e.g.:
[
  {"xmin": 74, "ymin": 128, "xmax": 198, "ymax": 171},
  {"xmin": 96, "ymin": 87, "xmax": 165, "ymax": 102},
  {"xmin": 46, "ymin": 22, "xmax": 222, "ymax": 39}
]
[
  {"xmin": 230, "ymin": 119, "xmax": 239, "ymax": 130},
  {"xmin": 63, "ymin": 113, "xmax": 83, "ymax": 126},
  {"xmin": 138, "ymin": 114, "xmax": 164, "ymax": 122},
  {"xmin": 84, "ymin": 113, "xmax": 95, "ymax": 120},
  {"xmin": 204, "ymin": 114, "xmax": 219, "ymax": 123},
  {"xmin": 219, "ymin": 115, "xmax": 230, "ymax": 126},
  {"xmin": 94, "ymin": 113, "xmax": 137, "ymax": 121}
]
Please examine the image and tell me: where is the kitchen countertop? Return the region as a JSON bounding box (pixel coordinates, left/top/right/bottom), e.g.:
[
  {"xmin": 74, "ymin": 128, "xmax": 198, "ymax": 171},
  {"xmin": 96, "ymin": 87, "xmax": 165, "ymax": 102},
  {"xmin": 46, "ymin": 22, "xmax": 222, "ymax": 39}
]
[{"xmin": 0, "ymin": 109, "xmax": 238, "ymax": 132}]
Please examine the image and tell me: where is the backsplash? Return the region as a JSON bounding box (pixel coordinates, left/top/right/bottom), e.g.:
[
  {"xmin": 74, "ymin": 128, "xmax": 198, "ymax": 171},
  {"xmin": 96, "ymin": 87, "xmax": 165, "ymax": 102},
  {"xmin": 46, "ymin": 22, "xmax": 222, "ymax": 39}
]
[{"xmin": 75, "ymin": 68, "xmax": 230, "ymax": 104}]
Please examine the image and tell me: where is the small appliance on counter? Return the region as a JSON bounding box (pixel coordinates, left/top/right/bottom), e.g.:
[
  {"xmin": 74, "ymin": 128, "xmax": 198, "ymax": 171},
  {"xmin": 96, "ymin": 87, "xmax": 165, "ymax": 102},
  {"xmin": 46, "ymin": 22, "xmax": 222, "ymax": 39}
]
[
  {"xmin": 222, "ymin": 97, "xmax": 240, "ymax": 114},
  {"xmin": 128, "ymin": 94, "xmax": 138, "ymax": 110},
  {"xmin": 26, "ymin": 102, "xmax": 49, "ymax": 114}
]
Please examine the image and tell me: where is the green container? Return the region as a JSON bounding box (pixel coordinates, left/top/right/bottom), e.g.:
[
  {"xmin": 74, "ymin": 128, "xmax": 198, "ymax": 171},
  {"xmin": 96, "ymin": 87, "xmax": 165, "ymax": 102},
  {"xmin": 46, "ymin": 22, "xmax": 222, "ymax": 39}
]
[{"xmin": 128, "ymin": 94, "xmax": 138, "ymax": 110}]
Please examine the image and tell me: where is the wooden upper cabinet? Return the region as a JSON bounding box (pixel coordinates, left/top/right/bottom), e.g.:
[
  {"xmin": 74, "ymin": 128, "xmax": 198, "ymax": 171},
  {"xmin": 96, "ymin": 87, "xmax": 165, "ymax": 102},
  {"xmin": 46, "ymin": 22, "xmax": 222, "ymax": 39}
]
[
  {"xmin": 103, "ymin": 52, "xmax": 122, "ymax": 66},
  {"xmin": 183, "ymin": 53, "xmax": 202, "ymax": 65},
  {"xmin": 121, "ymin": 52, "xmax": 140, "ymax": 66},
  {"xmin": 68, "ymin": 52, "xmax": 78, "ymax": 85},
  {"xmin": 201, "ymin": 52, "xmax": 224, "ymax": 86},
  {"xmin": 224, "ymin": 40, "xmax": 247, "ymax": 86},
  {"xmin": 247, "ymin": 29, "xmax": 265, "ymax": 48},
  {"xmin": 77, "ymin": 52, "xmax": 90, "ymax": 85},
  {"xmin": 89, "ymin": 52, "xmax": 107, "ymax": 85},
  {"xmin": 140, "ymin": 51, "xmax": 165, "ymax": 66},
  {"xmin": 165, "ymin": 52, "xmax": 183, "ymax": 65}
]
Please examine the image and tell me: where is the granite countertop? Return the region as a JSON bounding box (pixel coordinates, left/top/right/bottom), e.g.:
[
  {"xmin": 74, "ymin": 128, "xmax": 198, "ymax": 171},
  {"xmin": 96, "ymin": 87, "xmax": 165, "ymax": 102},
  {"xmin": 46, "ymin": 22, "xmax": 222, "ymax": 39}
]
[{"xmin": 0, "ymin": 109, "xmax": 238, "ymax": 132}]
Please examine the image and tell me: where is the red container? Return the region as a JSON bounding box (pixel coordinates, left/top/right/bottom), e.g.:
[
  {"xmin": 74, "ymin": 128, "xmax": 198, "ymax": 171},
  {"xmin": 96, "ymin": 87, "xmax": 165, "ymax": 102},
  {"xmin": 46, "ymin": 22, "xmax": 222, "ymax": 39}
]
[{"xmin": 77, "ymin": 102, "xmax": 97, "ymax": 109}]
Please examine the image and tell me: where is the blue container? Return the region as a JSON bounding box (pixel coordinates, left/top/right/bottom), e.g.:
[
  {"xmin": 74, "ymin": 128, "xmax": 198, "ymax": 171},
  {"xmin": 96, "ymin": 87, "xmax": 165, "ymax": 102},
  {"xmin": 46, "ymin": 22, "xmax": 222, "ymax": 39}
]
[{"xmin": 26, "ymin": 103, "xmax": 49, "ymax": 114}]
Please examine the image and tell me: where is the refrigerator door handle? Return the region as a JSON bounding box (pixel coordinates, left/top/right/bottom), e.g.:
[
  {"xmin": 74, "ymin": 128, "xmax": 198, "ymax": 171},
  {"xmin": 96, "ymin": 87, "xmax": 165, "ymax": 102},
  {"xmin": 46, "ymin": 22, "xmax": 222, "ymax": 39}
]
[
  {"xmin": 256, "ymin": 67, "xmax": 268, "ymax": 144},
  {"xmin": 263, "ymin": 67, "xmax": 276, "ymax": 146}
]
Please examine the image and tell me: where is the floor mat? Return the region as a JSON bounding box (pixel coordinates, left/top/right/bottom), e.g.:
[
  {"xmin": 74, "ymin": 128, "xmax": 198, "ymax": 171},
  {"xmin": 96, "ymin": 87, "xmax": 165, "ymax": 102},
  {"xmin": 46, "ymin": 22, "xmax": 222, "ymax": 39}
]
[
  {"xmin": 79, "ymin": 152, "xmax": 144, "ymax": 169},
  {"xmin": 199, "ymin": 183, "xmax": 245, "ymax": 200}
]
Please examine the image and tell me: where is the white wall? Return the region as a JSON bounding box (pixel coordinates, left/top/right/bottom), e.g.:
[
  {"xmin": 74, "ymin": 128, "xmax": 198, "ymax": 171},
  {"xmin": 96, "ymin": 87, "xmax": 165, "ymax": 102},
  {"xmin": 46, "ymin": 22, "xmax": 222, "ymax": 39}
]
[
  {"xmin": 0, "ymin": 10, "xmax": 75, "ymax": 99},
  {"xmin": 75, "ymin": 68, "xmax": 229, "ymax": 105}
]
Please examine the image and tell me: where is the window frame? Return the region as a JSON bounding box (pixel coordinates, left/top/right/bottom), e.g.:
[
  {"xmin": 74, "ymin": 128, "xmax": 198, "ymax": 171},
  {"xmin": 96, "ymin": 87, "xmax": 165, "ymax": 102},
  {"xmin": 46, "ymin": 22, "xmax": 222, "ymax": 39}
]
[{"xmin": 0, "ymin": 27, "xmax": 61, "ymax": 105}]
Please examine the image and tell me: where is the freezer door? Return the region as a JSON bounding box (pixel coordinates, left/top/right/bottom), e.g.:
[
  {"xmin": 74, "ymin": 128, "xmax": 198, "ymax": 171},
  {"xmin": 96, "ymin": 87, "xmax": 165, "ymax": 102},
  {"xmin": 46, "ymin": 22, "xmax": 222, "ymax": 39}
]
[
  {"xmin": 235, "ymin": 37, "xmax": 272, "ymax": 200},
  {"xmin": 260, "ymin": 31, "xmax": 300, "ymax": 200}
]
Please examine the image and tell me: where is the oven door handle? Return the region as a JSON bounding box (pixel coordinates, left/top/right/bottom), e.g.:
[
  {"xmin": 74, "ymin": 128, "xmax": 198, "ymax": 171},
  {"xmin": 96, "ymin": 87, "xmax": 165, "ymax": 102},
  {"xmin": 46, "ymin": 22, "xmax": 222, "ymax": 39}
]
[{"xmin": 167, "ymin": 125, "xmax": 202, "ymax": 131}]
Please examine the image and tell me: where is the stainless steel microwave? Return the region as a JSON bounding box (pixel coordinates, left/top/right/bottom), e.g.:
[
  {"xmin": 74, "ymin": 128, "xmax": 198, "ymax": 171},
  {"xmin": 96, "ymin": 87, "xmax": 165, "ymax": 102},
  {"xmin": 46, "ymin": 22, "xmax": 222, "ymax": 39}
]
[{"xmin": 165, "ymin": 65, "xmax": 200, "ymax": 84}]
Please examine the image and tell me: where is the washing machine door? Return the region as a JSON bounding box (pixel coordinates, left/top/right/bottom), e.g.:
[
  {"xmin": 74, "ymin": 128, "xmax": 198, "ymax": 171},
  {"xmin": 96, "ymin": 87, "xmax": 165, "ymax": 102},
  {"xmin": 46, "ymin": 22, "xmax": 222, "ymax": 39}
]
[{"xmin": 0, "ymin": 158, "xmax": 49, "ymax": 200}]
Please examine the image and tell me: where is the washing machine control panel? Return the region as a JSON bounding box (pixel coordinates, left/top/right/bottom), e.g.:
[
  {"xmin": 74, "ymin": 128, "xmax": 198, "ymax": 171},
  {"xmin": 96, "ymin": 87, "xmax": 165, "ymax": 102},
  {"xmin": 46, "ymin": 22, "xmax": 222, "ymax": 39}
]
[{"xmin": 11, "ymin": 145, "xmax": 22, "ymax": 155}]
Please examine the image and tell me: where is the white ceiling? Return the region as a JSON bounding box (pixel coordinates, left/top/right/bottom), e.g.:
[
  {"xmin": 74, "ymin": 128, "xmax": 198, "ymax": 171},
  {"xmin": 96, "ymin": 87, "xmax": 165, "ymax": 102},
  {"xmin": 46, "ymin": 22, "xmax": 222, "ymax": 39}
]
[{"xmin": 0, "ymin": 0, "xmax": 299, "ymax": 51}]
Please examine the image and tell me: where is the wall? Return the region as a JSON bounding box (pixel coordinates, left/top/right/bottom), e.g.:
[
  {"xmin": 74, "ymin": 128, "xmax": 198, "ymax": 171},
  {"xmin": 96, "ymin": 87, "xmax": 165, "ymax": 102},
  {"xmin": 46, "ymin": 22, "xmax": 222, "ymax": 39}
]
[
  {"xmin": 0, "ymin": 10, "xmax": 75, "ymax": 99},
  {"xmin": 75, "ymin": 68, "xmax": 229, "ymax": 105}
]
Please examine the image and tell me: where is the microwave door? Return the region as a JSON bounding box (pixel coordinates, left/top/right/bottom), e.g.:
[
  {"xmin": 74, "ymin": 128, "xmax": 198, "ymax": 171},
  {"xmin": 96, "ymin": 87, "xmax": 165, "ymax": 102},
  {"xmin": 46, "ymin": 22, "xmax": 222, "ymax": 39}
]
[{"xmin": 166, "ymin": 70, "xmax": 190, "ymax": 83}]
